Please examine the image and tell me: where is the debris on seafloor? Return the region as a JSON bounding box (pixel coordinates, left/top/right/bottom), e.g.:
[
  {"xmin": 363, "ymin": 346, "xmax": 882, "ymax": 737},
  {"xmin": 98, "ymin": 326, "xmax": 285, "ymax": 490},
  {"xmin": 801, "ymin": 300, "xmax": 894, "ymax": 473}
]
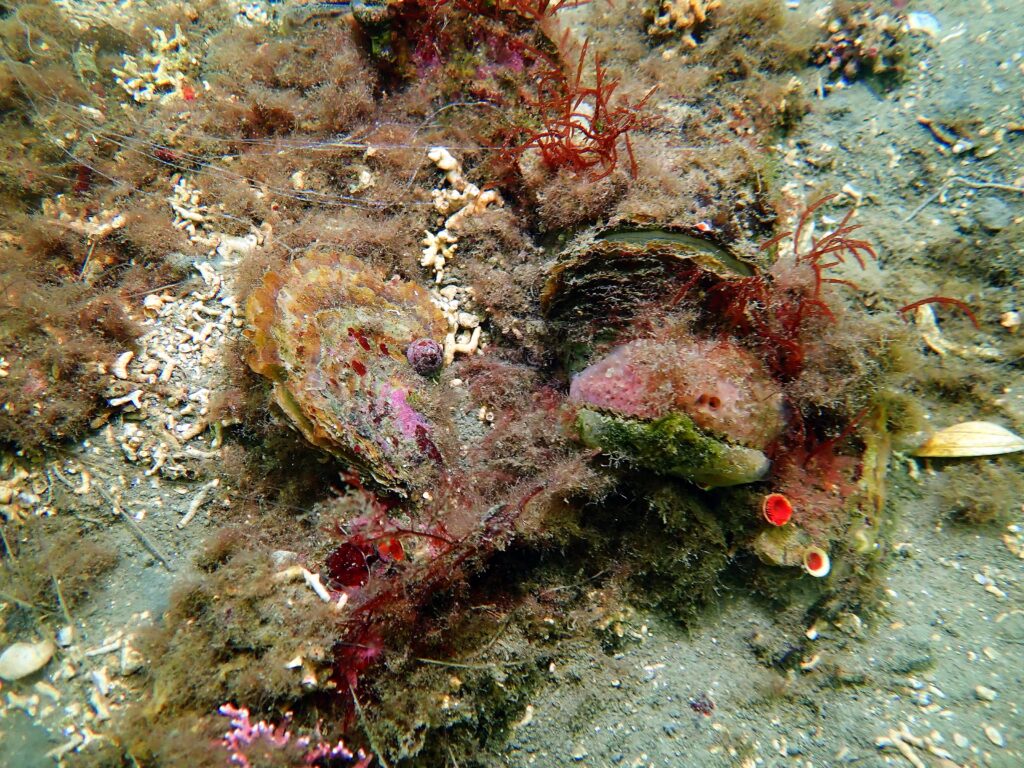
[
  {"xmin": 913, "ymin": 304, "xmax": 1001, "ymax": 360},
  {"xmin": 876, "ymin": 725, "xmax": 971, "ymax": 768},
  {"xmin": 644, "ymin": 0, "xmax": 721, "ymax": 46},
  {"xmin": 421, "ymin": 147, "xmax": 503, "ymax": 283},
  {"xmin": 421, "ymin": 147, "xmax": 497, "ymax": 364},
  {"xmin": 810, "ymin": 1, "xmax": 906, "ymax": 88},
  {"xmin": 904, "ymin": 11, "xmax": 941, "ymax": 39}
]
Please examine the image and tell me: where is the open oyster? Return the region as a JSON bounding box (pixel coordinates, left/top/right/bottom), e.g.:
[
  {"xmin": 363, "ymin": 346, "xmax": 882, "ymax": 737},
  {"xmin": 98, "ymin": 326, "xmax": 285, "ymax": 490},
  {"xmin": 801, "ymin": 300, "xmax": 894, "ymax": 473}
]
[
  {"xmin": 542, "ymin": 222, "xmax": 758, "ymax": 371},
  {"xmin": 548, "ymin": 224, "xmax": 781, "ymax": 488}
]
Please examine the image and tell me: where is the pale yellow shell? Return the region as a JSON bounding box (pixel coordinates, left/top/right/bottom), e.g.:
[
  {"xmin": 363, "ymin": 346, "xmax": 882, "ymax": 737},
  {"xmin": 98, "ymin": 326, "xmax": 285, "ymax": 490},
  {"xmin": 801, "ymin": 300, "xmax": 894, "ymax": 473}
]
[{"xmin": 911, "ymin": 421, "xmax": 1024, "ymax": 458}]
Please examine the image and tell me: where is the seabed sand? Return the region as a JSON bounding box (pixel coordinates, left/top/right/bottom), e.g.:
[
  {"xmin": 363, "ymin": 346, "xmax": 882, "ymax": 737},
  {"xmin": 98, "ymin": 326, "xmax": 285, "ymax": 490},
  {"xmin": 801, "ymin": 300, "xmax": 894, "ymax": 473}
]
[{"xmin": 0, "ymin": 1, "xmax": 1022, "ymax": 767}]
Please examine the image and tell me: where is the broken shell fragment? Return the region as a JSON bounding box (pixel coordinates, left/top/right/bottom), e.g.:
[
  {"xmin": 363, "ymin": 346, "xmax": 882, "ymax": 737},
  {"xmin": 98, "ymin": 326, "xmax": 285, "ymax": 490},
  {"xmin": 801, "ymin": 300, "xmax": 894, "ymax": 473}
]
[
  {"xmin": 803, "ymin": 547, "xmax": 831, "ymax": 578},
  {"xmin": 911, "ymin": 421, "xmax": 1024, "ymax": 458},
  {"xmin": 0, "ymin": 640, "xmax": 56, "ymax": 681}
]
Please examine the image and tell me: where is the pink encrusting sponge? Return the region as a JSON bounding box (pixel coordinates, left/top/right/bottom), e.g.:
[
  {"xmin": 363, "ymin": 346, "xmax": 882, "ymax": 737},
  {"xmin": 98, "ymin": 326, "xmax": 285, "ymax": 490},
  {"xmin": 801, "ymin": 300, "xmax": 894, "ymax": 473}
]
[{"xmin": 569, "ymin": 335, "xmax": 787, "ymax": 449}]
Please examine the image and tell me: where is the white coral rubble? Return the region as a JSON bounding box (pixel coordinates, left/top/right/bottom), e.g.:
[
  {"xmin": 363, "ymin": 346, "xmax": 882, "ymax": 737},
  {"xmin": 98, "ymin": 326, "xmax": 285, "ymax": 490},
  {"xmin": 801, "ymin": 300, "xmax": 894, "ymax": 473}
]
[
  {"xmin": 418, "ymin": 148, "xmax": 503, "ymax": 362},
  {"xmin": 112, "ymin": 25, "xmax": 199, "ymax": 104}
]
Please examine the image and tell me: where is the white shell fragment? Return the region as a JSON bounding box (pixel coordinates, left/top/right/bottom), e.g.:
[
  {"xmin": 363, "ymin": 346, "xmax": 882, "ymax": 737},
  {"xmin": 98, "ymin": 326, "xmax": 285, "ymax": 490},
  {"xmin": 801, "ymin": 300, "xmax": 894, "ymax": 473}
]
[
  {"xmin": 0, "ymin": 640, "xmax": 56, "ymax": 681},
  {"xmin": 983, "ymin": 725, "xmax": 1005, "ymax": 748},
  {"xmin": 911, "ymin": 421, "xmax": 1024, "ymax": 458}
]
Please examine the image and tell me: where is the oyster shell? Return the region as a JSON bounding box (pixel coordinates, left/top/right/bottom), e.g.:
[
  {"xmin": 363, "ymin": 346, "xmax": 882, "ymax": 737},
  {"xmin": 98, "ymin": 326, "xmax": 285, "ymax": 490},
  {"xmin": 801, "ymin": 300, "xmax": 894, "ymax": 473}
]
[
  {"xmin": 569, "ymin": 335, "xmax": 786, "ymax": 450},
  {"xmin": 542, "ymin": 224, "xmax": 758, "ymax": 370},
  {"xmin": 246, "ymin": 251, "xmax": 450, "ymax": 493},
  {"xmin": 576, "ymin": 409, "xmax": 771, "ymax": 488},
  {"xmin": 569, "ymin": 331, "xmax": 785, "ymax": 488},
  {"xmin": 549, "ymin": 226, "xmax": 780, "ymax": 488}
]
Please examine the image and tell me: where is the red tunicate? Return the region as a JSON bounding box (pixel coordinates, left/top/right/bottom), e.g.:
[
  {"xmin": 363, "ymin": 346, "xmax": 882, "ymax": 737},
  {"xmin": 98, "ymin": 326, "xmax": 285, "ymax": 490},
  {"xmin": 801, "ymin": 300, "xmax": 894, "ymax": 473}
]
[
  {"xmin": 326, "ymin": 543, "xmax": 369, "ymax": 588},
  {"xmin": 351, "ymin": 359, "xmax": 367, "ymax": 376},
  {"xmin": 762, "ymin": 493, "xmax": 793, "ymax": 526}
]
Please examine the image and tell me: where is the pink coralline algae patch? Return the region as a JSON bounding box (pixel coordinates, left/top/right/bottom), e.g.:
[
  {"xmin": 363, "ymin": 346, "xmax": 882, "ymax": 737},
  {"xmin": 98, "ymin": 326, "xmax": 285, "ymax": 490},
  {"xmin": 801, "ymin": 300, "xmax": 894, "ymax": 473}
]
[
  {"xmin": 375, "ymin": 383, "xmax": 434, "ymax": 452},
  {"xmin": 569, "ymin": 333, "xmax": 786, "ymax": 449},
  {"xmin": 218, "ymin": 703, "xmax": 371, "ymax": 768}
]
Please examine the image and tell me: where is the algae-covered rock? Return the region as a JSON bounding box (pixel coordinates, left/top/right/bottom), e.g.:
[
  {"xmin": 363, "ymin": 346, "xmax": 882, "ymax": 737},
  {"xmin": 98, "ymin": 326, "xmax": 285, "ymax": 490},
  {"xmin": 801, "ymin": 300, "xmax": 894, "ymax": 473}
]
[
  {"xmin": 628, "ymin": 483, "xmax": 728, "ymax": 622},
  {"xmin": 575, "ymin": 409, "xmax": 769, "ymax": 488}
]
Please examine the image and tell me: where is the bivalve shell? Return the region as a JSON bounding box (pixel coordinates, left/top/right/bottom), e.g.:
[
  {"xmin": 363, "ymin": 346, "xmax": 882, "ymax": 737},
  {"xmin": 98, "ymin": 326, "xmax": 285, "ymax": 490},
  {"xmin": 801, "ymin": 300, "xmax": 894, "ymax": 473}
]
[
  {"xmin": 911, "ymin": 421, "xmax": 1024, "ymax": 458},
  {"xmin": 0, "ymin": 639, "xmax": 55, "ymax": 681},
  {"xmin": 245, "ymin": 250, "xmax": 450, "ymax": 494},
  {"xmin": 542, "ymin": 224, "xmax": 758, "ymax": 371}
]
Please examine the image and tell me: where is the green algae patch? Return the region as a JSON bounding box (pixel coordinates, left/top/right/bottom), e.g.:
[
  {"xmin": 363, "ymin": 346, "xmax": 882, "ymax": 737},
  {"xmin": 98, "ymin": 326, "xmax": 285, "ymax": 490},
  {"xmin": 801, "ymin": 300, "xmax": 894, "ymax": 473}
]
[{"xmin": 575, "ymin": 408, "xmax": 770, "ymax": 488}]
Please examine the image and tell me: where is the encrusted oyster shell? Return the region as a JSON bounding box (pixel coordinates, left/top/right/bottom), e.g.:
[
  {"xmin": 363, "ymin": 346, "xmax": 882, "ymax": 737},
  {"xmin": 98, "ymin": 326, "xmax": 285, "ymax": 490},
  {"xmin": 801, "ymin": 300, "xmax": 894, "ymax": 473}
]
[
  {"xmin": 246, "ymin": 250, "xmax": 449, "ymax": 493},
  {"xmin": 569, "ymin": 334, "xmax": 786, "ymax": 450},
  {"xmin": 569, "ymin": 329, "xmax": 786, "ymax": 488},
  {"xmin": 542, "ymin": 223, "xmax": 758, "ymax": 370}
]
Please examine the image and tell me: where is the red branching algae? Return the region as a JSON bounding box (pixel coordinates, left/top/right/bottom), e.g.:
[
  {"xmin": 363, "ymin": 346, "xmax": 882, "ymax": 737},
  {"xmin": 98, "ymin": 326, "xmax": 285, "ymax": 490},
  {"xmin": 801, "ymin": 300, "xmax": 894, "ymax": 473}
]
[
  {"xmin": 707, "ymin": 194, "xmax": 876, "ymax": 379},
  {"xmin": 508, "ymin": 40, "xmax": 657, "ymax": 179},
  {"xmin": 898, "ymin": 296, "xmax": 980, "ymax": 328}
]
